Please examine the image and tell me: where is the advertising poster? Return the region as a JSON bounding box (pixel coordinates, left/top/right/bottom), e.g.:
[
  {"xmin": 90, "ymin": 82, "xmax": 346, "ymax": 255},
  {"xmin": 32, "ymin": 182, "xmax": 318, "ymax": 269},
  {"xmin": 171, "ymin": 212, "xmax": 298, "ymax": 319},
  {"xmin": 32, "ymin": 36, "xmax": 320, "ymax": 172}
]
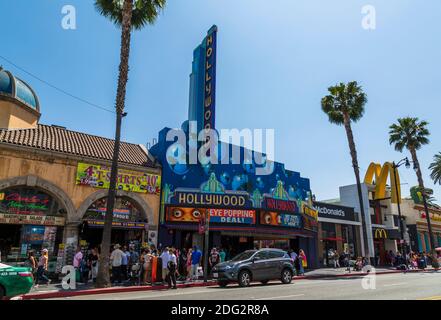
[
  {"xmin": 260, "ymin": 211, "xmax": 302, "ymax": 228},
  {"xmin": 76, "ymin": 162, "xmax": 161, "ymax": 195}
]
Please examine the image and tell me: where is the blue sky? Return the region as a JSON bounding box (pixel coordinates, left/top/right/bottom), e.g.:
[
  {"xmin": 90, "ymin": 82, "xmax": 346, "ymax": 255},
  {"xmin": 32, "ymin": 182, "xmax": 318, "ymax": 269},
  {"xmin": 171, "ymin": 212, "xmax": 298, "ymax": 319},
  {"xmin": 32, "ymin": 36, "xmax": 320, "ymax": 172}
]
[{"xmin": 1, "ymin": 0, "xmax": 440, "ymax": 203}]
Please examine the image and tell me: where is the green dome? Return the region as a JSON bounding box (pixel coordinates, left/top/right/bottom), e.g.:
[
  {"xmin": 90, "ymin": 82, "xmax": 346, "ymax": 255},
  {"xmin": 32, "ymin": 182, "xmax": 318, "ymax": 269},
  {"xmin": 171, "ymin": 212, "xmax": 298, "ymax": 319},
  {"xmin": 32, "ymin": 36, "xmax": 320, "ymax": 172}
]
[{"xmin": 0, "ymin": 69, "xmax": 40, "ymax": 111}]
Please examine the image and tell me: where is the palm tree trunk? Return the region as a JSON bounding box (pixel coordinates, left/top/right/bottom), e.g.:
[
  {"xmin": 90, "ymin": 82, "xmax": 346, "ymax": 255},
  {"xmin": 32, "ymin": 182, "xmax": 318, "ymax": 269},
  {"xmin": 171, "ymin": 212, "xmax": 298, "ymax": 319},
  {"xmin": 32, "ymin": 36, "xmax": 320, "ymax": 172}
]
[
  {"xmin": 343, "ymin": 113, "xmax": 370, "ymax": 260},
  {"xmin": 409, "ymin": 148, "xmax": 438, "ymax": 265},
  {"xmin": 96, "ymin": 0, "xmax": 133, "ymax": 288}
]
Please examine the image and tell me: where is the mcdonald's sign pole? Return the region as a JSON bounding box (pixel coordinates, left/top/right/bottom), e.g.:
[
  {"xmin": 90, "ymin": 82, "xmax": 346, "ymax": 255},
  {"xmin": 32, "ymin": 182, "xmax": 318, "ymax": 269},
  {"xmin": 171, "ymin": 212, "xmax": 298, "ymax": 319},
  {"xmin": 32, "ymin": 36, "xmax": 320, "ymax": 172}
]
[{"xmin": 392, "ymin": 161, "xmax": 407, "ymax": 260}]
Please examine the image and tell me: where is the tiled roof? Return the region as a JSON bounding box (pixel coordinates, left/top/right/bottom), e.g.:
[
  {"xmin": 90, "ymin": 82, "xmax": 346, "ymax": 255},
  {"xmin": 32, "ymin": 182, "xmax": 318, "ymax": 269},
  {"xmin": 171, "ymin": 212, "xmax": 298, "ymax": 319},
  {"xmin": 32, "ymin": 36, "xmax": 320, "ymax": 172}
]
[{"xmin": 0, "ymin": 124, "xmax": 156, "ymax": 168}]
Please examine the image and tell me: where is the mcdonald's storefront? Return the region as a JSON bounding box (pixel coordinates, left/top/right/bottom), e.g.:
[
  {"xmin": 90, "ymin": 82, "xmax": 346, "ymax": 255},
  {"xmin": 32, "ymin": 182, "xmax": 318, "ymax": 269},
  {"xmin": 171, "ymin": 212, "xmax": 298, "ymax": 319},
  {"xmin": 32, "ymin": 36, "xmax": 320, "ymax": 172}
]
[
  {"xmin": 372, "ymin": 227, "xmax": 401, "ymax": 264},
  {"xmin": 313, "ymin": 201, "xmax": 362, "ymax": 267}
]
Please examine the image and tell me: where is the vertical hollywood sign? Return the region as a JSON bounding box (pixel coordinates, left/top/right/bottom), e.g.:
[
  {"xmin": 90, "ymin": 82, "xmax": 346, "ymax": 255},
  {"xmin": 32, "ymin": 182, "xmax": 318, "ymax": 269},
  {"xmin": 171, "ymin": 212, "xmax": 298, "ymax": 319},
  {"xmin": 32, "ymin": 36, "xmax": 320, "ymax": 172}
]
[{"xmin": 203, "ymin": 26, "xmax": 217, "ymax": 134}]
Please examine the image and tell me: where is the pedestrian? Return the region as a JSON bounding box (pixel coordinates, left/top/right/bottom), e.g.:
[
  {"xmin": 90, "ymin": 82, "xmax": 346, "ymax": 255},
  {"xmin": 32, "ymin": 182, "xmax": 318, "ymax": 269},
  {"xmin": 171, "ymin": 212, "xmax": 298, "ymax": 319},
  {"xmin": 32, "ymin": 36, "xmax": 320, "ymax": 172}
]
[
  {"xmin": 298, "ymin": 249, "xmax": 307, "ymax": 275},
  {"xmin": 191, "ymin": 246, "xmax": 202, "ymax": 281},
  {"xmin": 88, "ymin": 248, "xmax": 99, "ymax": 283},
  {"xmin": 334, "ymin": 251, "xmax": 340, "ymax": 268},
  {"xmin": 27, "ymin": 250, "xmax": 37, "ymax": 275},
  {"xmin": 80, "ymin": 251, "xmax": 90, "ymax": 284},
  {"xmin": 36, "ymin": 249, "xmax": 50, "ymax": 287},
  {"xmin": 209, "ymin": 248, "xmax": 220, "ymax": 275},
  {"xmin": 160, "ymin": 247, "xmax": 171, "ymax": 284},
  {"xmin": 143, "ymin": 249, "xmax": 153, "ymax": 284},
  {"xmin": 110, "ymin": 244, "xmax": 124, "ymax": 285},
  {"xmin": 167, "ymin": 248, "xmax": 177, "ymax": 289},
  {"xmin": 73, "ymin": 246, "xmax": 83, "ymax": 283},
  {"xmin": 219, "ymin": 247, "xmax": 226, "ymax": 263},
  {"xmin": 179, "ymin": 248, "xmax": 188, "ymax": 280},
  {"xmin": 121, "ymin": 245, "xmax": 130, "ymax": 281},
  {"xmin": 186, "ymin": 248, "xmax": 193, "ymax": 280}
]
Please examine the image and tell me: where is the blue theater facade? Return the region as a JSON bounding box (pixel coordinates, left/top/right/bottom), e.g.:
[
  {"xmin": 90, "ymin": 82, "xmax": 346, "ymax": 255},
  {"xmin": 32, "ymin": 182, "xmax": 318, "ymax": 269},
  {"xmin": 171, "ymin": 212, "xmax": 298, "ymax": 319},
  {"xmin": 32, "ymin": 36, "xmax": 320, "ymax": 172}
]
[{"xmin": 149, "ymin": 26, "xmax": 319, "ymax": 268}]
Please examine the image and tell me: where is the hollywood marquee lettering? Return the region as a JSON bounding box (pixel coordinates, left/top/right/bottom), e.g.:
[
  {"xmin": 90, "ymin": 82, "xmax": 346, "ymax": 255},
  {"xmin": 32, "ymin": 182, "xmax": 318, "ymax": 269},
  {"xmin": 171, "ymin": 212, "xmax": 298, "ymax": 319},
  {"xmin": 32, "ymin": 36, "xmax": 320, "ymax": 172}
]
[
  {"xmin": 263, "ymin": 198, "xmax": 298, "ymax": 213},
  {"xmin": 175, "ymin": 192, "xmax": 248, "ymax": 208},
  {"xmin": 203, "ymin": 26, "xmax": 217, "ymax": 131}
]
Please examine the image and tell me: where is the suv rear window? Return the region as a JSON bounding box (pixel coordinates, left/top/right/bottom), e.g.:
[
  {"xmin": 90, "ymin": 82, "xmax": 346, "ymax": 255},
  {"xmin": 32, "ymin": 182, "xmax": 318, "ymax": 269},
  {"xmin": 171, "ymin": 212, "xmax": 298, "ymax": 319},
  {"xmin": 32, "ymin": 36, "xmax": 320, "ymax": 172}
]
[{"xmin": 267, "ymin": 251, "xmax": 285, "ymax": 259}]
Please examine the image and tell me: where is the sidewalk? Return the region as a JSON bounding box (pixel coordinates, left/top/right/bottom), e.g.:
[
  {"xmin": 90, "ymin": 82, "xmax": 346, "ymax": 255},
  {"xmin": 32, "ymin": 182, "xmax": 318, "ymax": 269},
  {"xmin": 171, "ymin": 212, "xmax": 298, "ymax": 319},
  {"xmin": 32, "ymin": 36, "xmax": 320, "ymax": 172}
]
[{"xmin": 20, "ymin": 266, "xmax": 438, "ymax": 300}]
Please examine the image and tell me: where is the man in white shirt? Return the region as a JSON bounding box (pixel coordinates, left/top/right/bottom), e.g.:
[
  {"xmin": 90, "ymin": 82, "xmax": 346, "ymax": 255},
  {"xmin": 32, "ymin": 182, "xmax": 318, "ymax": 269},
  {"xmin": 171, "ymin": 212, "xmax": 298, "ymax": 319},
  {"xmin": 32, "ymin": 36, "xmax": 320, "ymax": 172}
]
[
  {"xmin": 110, "ymin": 244, "xmax": 124, "ymax": 284},
  {"xmin": 167, "ymin": 248, "xmax": 177, "ymax": 289},
  {"xmin": 160, "ymin": 247, "xmax": 170, "ymax": 283}
]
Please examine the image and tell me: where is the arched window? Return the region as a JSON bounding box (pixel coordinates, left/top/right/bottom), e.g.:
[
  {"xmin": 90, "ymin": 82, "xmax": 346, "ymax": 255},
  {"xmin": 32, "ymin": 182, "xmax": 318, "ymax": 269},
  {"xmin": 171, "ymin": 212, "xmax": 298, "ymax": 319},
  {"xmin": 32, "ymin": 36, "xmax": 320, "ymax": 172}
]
[{"xmin": 83, "ymin": 196, "xmax": 145, "ymax": 223}]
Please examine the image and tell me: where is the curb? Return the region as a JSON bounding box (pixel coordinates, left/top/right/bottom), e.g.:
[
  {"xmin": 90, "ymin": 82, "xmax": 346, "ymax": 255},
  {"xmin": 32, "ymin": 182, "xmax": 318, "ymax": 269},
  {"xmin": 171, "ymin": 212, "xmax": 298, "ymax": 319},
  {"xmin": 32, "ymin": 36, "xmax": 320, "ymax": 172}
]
[
  {"xmin": 20, "ymin": 268, "xmax": 438, "ymax": 300},
  {"xmin": 294, "ymin": 268, "xmax": 438, "ymax": 280},
  {"xmin": 21, "ymin": 281, "xmax": 217, "ymax": 300}
]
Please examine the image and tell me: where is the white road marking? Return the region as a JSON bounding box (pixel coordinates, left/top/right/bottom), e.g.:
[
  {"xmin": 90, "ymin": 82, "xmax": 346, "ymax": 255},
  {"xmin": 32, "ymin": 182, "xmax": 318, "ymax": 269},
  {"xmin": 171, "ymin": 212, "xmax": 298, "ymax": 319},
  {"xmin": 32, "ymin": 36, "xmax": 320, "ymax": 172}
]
[
  {"xmin": 383, "ymin": 283, "xmax": 407, "ymax": 287},
  {"xmin": 255, "ymin": 294, "xmax": 305, "ymax": 300}
]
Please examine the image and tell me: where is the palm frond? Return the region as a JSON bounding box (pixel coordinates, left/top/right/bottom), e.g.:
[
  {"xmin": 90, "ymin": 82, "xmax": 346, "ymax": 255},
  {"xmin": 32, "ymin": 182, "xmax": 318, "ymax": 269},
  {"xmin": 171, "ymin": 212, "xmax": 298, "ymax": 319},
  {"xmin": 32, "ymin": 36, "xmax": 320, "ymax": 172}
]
[{"xmin": 95, "ymin": 0, "xmax": 166, "ymax": 29}]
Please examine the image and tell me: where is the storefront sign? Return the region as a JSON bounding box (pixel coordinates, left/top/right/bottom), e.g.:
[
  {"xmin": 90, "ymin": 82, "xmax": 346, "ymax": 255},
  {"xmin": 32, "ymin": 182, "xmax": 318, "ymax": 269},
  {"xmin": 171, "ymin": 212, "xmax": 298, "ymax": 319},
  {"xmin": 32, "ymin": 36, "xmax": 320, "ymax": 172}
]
[
  {"xmin": 76, "ymin": 162, "xmax": 161, "ymax": 194},
  {"xmin": 313, "ymin": 201, "xmax": 356, "ymax": 222},
  {"xmin": 203, "ymin": 26, "xmax": 217, "ymax": 131},
  {"xmin": 263, "ymin": 198, "xmax": 298, "ymax": 213},
  {"xmin": 260, "ymin": 211, "xmax": 302, "ymax": 228},
  {"xmin": 0, "ymin": 213, "xmax": 65, "ymax": 226},
  {"xmin": 171, "ymin": 191, "xmax": 251, "ymax": 208},
  {"xmin": 208, "ymin": 209, "xmax": 255, "ymax": 224},
  {"xmin": 374, "ymin": 228, "xmax": 388, "ymax": 239},
  {"xmin": 0, "ymin": 191, "xmax": 51, "ymax": 215},
  {"xmin": 85, "ymin": 219, "xmax": 147, "ymax": 230},
  {"xmin": 166, "ymin": 207, "xmax": 256, "ymax": 225},
  {"xmin": 420, "ymin": 212, "xmax": 441, "ymax": 223},
  {"xmin": 86, "ymin": 208, "xmax": 130, "ymax": 220},
  {"xmin": 303, "ymin": 203, "xmax": 318, "ymax": 221}
]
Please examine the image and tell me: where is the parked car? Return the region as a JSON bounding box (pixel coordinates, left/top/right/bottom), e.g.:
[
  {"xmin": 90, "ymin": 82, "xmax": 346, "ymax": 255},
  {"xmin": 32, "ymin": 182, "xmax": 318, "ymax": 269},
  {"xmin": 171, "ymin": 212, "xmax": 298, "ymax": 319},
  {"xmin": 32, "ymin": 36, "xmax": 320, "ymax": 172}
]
[
  {"xmin": 0, "ymin": 263, "xmax": 34, "ymax": 299},
  {"xmin": 211, "ymin": 249, "xmax": 295, "ymax": 287}
]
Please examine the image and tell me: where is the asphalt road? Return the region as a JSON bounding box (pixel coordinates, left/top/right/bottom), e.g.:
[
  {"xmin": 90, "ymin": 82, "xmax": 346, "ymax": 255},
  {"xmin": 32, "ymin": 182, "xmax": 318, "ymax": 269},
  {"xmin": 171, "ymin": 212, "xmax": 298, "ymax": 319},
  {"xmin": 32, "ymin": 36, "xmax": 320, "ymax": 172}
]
[{"xmin": 50, "ymin": 271, "xmax": 441, "ymax": 300}]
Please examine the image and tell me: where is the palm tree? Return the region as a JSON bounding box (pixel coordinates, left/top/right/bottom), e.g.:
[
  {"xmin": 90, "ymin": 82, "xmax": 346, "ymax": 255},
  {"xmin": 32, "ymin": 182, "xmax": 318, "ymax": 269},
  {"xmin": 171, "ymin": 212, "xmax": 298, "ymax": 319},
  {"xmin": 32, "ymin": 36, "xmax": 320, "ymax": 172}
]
[
  {"xmin": 94, "ymin": 0, "xmax": 166, "ymax": 288},
  {"xmin": 429, "ymin": 153, "xmax": 441, "ymax": 185},
  {"xmin": 389, "ymin": 117, "xmax": 438, "ymax": 267},
  {"xmin": 321, "ymin": 81, "xmax": 370, "ymax": 259}
]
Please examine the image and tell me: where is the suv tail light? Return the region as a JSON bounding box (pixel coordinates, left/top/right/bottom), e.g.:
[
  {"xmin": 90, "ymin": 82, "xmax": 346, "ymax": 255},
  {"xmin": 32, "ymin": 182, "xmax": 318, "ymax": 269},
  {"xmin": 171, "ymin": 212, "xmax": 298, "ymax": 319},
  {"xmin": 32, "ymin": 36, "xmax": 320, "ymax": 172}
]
[{"xmin": 18, "ymin": 271, "xmax": 33, "ymax": 277}]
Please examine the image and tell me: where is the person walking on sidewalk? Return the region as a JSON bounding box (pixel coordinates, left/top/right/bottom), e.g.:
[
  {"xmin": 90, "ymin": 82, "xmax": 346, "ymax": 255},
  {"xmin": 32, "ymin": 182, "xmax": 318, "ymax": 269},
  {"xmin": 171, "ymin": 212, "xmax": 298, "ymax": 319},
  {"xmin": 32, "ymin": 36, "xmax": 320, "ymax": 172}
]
[
  {"xmin": 110, "ymin": 244, "xmax": 124, "ymax": 285},
  {"xmin": 167, "ymin": 248, "xmax": 177, "ymax": 289},
  {"xmin": 191, "ymin": 246, "xmax": 202, "ymax": 281},
  {"xmin": 160, "ymin": 247, "xmax": 171, "ymax": 284},
  {"xmin": 73, "ymin": 247, "xmax": 83, "ymax": 283},
  {"xmin": 36, "ymin": 249, "xmax": 50, "ymax": 287},
  {"xmin": 334, "ymin": 251, "xmax": 340, "ymax": 268},
  {"xmin": 298, "ymin": 249, "xmax": 307, "ymax": 275}
]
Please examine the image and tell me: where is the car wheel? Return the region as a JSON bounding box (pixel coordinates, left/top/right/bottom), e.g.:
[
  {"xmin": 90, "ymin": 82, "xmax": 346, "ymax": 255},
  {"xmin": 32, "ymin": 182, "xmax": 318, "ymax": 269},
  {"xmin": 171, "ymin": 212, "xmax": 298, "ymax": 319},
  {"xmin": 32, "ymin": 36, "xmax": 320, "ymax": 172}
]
[
  {"xmin": 281, "ymin": 269, "xmax": 293, "ymax": 284},
  {"xmin": 218, "ymin": 281, "xmax": 229, "ymax": 288},
  {"xmin": 0, "ymin": 285, "xmax": 5, "ymax": 300},
  {"xmin": 260, "ymin": 280, "xmax": 269, "ymax": 285},
  {"xmin": 238, "ymin": 270, "xmax": 251, "ymax": 287}
]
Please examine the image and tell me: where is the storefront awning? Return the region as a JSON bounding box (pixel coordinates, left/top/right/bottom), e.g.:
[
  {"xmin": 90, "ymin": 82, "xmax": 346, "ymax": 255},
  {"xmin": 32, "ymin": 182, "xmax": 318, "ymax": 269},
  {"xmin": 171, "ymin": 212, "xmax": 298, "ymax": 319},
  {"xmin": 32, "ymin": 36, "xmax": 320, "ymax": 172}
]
[
  {"xmin": 322, "ymin": 237, "xmax": 345, "ymax": 242},
  {"xmin": 163, "ymin": 223, "xmax": 316, "ymax": 239}
]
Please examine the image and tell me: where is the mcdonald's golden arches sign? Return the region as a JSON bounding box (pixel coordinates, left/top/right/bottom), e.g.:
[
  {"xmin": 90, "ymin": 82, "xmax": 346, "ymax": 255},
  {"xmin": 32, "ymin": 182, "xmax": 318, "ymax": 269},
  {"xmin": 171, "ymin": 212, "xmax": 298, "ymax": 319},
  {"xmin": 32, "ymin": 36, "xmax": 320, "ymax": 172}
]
[{"xmin": 364, "ymin": 162, "xmax": 401, "ymax": 203}]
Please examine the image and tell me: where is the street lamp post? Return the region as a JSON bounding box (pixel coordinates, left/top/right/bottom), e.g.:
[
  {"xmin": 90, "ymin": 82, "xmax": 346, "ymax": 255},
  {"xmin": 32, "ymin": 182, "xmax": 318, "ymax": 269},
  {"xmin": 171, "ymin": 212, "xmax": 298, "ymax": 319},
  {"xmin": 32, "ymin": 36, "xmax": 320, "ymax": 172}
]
[{"xmin": 392, "ymin": 158, "xmax": 410, "ymax": 265}]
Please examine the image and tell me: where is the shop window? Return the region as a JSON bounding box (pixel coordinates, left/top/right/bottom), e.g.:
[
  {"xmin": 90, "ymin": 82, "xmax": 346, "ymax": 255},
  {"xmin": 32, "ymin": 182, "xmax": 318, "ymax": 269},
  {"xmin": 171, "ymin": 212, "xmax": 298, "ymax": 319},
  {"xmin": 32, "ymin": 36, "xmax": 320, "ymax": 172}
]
[{"xmin": 0, "ymin": 187, "xmax": 66, "ymax": 268}]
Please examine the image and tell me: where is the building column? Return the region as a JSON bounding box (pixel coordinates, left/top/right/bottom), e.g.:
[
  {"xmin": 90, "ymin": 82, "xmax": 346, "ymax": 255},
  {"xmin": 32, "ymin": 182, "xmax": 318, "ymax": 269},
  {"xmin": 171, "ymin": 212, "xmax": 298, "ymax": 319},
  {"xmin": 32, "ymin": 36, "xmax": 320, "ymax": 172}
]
[{"xmin": 62, "ymin": 222, "xmax": 80, "ymax": 266}]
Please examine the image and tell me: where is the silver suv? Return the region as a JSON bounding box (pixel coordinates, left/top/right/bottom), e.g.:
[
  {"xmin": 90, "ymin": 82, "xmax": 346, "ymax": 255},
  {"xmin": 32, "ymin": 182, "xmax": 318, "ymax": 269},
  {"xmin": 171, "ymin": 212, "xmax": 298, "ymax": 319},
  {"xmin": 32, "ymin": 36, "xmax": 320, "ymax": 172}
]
[{"xmin": 211, "ymin": 249, "xmax": 295, "ymax": 287}]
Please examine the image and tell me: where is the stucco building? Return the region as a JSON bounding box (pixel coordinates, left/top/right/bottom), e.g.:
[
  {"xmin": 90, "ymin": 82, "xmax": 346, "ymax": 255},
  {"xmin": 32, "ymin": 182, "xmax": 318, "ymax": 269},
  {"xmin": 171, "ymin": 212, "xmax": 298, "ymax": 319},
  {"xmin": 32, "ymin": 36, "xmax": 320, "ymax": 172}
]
[{"xmin": 0, "ymin": 69, "xmax": 161, "ymax": 270}]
